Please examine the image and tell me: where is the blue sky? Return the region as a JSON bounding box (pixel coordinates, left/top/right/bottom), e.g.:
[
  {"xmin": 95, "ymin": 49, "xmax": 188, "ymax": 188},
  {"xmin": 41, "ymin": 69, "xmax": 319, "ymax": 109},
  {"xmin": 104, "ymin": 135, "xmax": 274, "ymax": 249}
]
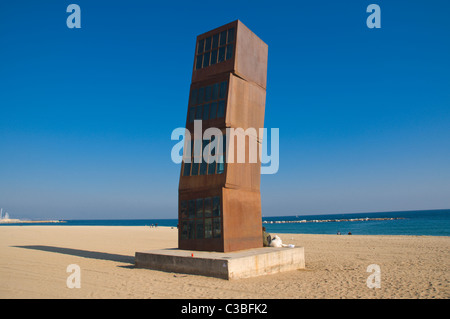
[{"xmin": 1, "ymin": 0, "xmax": 449, "ymax": 219}]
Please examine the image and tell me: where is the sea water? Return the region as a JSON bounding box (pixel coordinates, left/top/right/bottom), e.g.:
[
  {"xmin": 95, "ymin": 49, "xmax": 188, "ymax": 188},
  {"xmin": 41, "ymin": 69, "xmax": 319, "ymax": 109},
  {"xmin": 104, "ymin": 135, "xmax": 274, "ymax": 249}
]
[{"xmin": 1, "ymin": 209, "xmax": 449, "ymax": 236}]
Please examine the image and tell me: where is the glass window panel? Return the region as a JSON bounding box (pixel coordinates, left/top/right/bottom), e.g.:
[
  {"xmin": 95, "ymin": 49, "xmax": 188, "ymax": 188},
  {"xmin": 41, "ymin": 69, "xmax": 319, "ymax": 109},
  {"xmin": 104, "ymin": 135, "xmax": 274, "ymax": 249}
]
[
  {"xmin": 198, "ymin": 87, "xmax": 204, "ymax": 104},
  {"xmin": 209, "ymin": 102, "xmax": 217, "ymax": 120},
  {"xmin": 202, "ymin": 51, "xmax": 210, "ymax": 68},
  {"xmin": 205, "ymin": 37, "xmax": 211, "ymax": 51},
  {"xmin": 213, "ymin": 218, "xmax": 221, "ymax": 238},
  {"xmin": 196, "ymin": 219, "xmax": 204, "ymax": 239},
  {"xmin": 200, "ymin": 158, "xmax": 207, "ymax": 175},
  {"xmin": 205, "ymin": 86, "xmax": 211, "ymax": 102},
  {"xmin": 196, "ymin": 55, "xmax": 203, "ymax": 70},
  {"xmin": 217, "ymin": 157, "xmax": 224, "ymax": 174},
  {"xmin": 183, "ymin": 162, "xmax": 191, "ymax": 176},
  {"xmin": 202, "ymin": 103, "xmax": 209, "ymax": 120},
  {"xmin": 212, "ymin": 83, "xmax": 219, "ymax": 100},
  {"xmin": 212, "ymin": 196, "xmax": 221, "ymax": 217},
  {"xmin": 226, "ymin": 44, "xmax": 233, "ymax": 60},
  {"xmin": 195, "ymin": 105, "xmax": 202, "ymax": 120},
  {"xmin": 210, "ymin": 49, "xmax": 217, "ymax": 65},
  {"xmin": 212, "ymin": 33, "xmax": 219, "ymax": 48},
  {"xmin": 180, "ymin": 200, "xmax": 188, "ymax": 219},
  {"xmin": 188, "ymin": 108, "xmax": 195, "ymax": 123},
  {"xmin": 188, "ymin": 220, "xmax": 195, "ymax": 239},
  {"xmin": 208, "ymin": 162, "xmax": 216, "ymax": 175},
  {"xmin": 189, "ymin": 89, "xmax": 197, "ymax": 106},
  {"xmin": 188, "ymin": 200, "xmax": 195, "ymax": 218},
  {"xmin": 218, "ymin": 47, "xmax": 225, "ymax": 63},
  {"xmin": 191, "ymin": 162, "xmax": 199, "ymax": 176},
  {"xmin": 219, "ymin": 81, "xmax": 227, "ymax": 99},
  {"xmin": 222, "ymin": 134, "xmax": 227, "ymax": 155},
  {"xmin": 217, "ymin": 100, "xmax": 225, "ymax": 118},
  {"xmin": 200, "ymin": 139, "xmax": 209, "ymax": 175},
  {"xmin": 204, "ymin": 198, "xmax": 212, "ymax": 217},
  {"xmin": 227, "ymin": 28, "xmax": 234, "ymax": 43},
  {"xmin": 197, "ymin": 39, "xmax": 204, "ymax": 54},
  {"xmin": 207, "ymin": 137, "xmax": 216, "ymax": 174},
  {"xmin": 196, "ymin": 198, "xmax": 203, "ymax": 218},
  {"xmin": 204, "ymin": 218, "xmax": 212, "ymax": 239},
  {"xmin": 220, "ymin": 30, "xmax": 227, "ymax": 46},
  {"xmin": 181, "ymin": 221, "xmax": 188, "ymax": 240}
]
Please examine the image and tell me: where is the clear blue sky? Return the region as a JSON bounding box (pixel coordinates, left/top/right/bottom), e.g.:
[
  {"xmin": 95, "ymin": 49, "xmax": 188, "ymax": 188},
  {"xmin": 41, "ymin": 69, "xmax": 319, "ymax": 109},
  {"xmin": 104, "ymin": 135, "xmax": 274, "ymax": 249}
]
[{"xmin": 1, "ymin": 0, "xmax": 449, "ymax": 219}]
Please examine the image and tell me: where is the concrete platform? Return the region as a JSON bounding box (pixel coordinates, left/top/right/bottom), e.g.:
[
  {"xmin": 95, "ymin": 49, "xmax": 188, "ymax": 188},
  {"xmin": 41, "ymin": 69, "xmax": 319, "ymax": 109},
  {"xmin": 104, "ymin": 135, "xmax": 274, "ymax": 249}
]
[{"xmin": 135, "ymin": 247, "xmax": 305, "ymax": 280}]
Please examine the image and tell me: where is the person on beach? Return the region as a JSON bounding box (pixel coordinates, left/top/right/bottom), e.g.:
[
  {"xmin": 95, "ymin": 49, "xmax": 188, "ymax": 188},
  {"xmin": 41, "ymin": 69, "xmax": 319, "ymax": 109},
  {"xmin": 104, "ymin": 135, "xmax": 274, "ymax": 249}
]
[{"xmin": 262, "ymin": 227, "xmax": 271, "ymax": 247}]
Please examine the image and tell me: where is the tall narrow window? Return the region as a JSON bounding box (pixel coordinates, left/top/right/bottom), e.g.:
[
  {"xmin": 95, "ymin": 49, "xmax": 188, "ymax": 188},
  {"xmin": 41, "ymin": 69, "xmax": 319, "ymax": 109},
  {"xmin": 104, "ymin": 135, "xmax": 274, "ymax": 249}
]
[
  {"xmin": 180, "ymin": 200, "xmax": 188, "ymax": 219},
  {"xmin": 219, "ymin": 81, "xmax": 227, "ymax": 99},
  {"xmin": 212, "ymin": 34, "xmax": 219, "ymax": 48},
  {"xmin": 204, "ymin": 37, "xmax": 211, "ymax": 52},
  {"xmin": 197, "ymin": 39, "xmax": 204, "ymax": 54},
  {"xmin": 190, "ymin": 89, "xmax": 197, "ymax": 106},
  {"xmin": 227, "ymin": 28, "xmax": 234, "ymax": 43},
  {"xmin": 183, "ymin": 162, "xmax": 191, "ymax": 176},
  {"xmin": 188, "ymin": 200, "xmax": 195, "ymax": 219},
  {"xmin": 217, "ymin": 100, "xmax": 225, "ymax": 118},
  {"xmin": 210, "ymin": 49, "xmax": 217, "ymax": 65},
  {"xmin": 212, "ymin": 196, "xmax": 221, "ymax": 216},
  {"xmin": 212, "ymin": 83, "xmax": 219, "ymax": 100},
  {"xmin": 213, "ymin": 218, "xmax": 221, "ymax": 238},
  {"xmin": 220, "ymin": 30, "xmax": 227, "ymax": 46},
  {"xmin": 217, "ymin": 134, "xmax": 226, "ymax": 174},
  {"xmin": 204, "ymin": 197, "xmax": 212, "ymax": 217},
  {"xmin": 196, "ymin": 198, "xmax": 204, "ymax": 218},
  {"xmin": 203, "ymin": 51, "xmax": 210, "ymax": 68},
  {"xmin": 218, "ymin": 47, "xmax": 225, "ymax": 63},
  {"xmin": 208, "ymin": 136, "xmax": 216, "ymax": 174},
  {"xmin": 226, "ymin": 44, "xmax": 233, "ymax": 60},
  {"xmin": 181, "ymin": 221, "xmax": 188, "ymax": 239},
  {"xmin": 188, "ymin": 220, "xmax": 195, "ymax": 239},
  {"xmin": 195, "ymin": 105, "xmax": 202, "ymax": 120},
  {"xmin": 196, "ymin": 55, "xmax": 203, "ymax": 70},
  {"xmin": 202, "ymin": 104, "xmax": 209, "ymax": 121},
  {"xmin": 205, "ymin": 86, "xmax": 212, "ymax": 102},
  {"xmin": 209, "ymin": 102, "xmax": 217, "ymax": 120},
  {"xmin": 196, "ymin": 219, "xmax": 204, "ymax": 239},
  {"xmin": 198, "ymin": 87, "xmax": 204, "ymax": 104},
  {"xmin": 204, "ymin": 218, "xmax": 212, "ymax": 239}
]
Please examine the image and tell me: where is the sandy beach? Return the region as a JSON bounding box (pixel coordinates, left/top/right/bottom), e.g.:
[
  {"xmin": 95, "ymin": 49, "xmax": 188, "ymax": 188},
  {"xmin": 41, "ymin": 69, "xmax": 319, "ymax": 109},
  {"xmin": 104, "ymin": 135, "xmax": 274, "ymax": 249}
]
[{"xmin": 0, "ymin": 226, "xmax": 448, "ymax": 299}]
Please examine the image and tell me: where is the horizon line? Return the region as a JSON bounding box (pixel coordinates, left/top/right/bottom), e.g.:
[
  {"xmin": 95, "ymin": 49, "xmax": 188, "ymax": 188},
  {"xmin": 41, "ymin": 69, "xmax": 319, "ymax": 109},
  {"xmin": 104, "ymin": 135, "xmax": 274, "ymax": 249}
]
[{"xmin": 22, "ymin": 207, "xmax": 449, "ymax": 221}]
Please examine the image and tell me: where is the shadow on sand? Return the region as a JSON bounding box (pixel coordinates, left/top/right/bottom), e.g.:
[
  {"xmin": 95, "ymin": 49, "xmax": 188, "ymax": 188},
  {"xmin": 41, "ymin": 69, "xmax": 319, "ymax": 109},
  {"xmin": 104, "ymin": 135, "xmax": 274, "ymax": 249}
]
[{"xmin": 13, "ymin": 245, "xmax": 135, "ymax": 265}]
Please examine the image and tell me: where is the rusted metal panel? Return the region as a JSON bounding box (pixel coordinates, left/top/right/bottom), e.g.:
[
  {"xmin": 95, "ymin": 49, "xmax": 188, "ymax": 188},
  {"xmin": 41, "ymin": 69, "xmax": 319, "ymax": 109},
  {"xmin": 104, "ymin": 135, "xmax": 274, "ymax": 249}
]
[{"xmin": 178, "ymin": 20, "xmax": 268, "ymax": 252}]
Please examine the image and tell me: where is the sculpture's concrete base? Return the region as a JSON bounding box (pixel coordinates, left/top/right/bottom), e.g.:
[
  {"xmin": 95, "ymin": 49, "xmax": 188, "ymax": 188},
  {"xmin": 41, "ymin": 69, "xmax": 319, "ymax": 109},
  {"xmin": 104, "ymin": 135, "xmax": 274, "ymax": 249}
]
[{"xmin": 135, "ymin": 247, "xmax": 305, "ymax": 280}]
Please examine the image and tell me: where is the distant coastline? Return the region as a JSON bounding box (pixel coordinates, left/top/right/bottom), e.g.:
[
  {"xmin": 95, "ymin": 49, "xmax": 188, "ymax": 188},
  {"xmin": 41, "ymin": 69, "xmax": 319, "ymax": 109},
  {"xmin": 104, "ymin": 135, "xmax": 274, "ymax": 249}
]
[
  {"xmin": 263, "ymin": 217, "xmax": 405, "ymax": 224},
  {"xmin": 0, "ymin": 219, "xmax": 66, "ymax": 224},
  {"xmin": 0, "ymin": 208, "xmax": 65, "ymax": 224}
]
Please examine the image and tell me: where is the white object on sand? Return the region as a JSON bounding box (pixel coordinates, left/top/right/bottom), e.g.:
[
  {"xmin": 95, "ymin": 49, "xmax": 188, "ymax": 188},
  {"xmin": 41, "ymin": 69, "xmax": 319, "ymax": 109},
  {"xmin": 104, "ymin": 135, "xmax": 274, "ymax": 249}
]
[{"xmin": 269, "ymin": 235, "xmax": 295, "ymax": 248}]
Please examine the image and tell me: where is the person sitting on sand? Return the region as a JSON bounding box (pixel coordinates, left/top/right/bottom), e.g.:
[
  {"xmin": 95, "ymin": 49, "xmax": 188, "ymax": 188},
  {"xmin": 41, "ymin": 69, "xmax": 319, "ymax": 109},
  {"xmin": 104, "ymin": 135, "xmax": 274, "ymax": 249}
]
[{"xmin": 262, "ymin": 227, "xmax": 271, "ymax": 247}]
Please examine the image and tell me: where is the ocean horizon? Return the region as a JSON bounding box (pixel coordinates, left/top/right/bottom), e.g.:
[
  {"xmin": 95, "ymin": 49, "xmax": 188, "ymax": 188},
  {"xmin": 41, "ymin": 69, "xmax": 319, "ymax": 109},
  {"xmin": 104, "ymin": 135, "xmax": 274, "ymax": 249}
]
[{"xmin": 1, "ymin": 209, "xmax": 449, "ymax": 237}]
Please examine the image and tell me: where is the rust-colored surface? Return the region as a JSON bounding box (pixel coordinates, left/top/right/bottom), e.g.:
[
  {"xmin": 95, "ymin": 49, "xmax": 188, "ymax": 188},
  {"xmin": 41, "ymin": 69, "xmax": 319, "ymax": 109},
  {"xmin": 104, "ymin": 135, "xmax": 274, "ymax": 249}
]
[{"xmin": 179, "ymin": 20, "xmax": 268, "ymax": 252}]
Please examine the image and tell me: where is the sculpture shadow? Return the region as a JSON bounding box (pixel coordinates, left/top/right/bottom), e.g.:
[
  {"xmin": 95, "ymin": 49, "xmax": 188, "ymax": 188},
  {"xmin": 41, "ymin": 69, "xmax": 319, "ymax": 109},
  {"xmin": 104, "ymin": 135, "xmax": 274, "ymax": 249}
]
[{"xmin": 13, "ymin": 245, "xmax": 135, "ymax": 265}]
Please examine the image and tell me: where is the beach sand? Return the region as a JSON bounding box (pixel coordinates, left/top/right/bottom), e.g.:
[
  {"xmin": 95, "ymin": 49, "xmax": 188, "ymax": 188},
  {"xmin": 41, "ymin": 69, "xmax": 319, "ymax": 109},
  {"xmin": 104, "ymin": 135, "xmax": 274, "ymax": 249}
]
[{"xmin": 0, "ymin": 226, "xmax": 448, "ymax": 299}]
